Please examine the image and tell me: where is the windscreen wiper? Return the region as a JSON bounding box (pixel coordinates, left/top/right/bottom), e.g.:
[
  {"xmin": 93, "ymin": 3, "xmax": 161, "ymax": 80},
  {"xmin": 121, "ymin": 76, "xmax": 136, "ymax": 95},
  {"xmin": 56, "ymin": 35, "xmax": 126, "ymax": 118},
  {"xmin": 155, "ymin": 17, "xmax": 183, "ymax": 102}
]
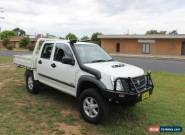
[
  {"xmin": 91, "ymin": 60, "xmax": 107, "ymax": 63},
  {"xmin": 91, "ymin": 59, "xmax": 114, "ymax": 63},
  {"xmin": 107, "ymin": 58, "xmax": 114, "ymax": 61}
]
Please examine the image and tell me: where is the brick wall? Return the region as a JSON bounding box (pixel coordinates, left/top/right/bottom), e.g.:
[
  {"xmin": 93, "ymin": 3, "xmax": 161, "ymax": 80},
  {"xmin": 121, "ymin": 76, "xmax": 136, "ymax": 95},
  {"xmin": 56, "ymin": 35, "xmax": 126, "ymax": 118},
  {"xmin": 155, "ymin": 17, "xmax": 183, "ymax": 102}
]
[
  {"xmin": 152, "ymin": 39, "xmax": 182, "ymax": 55},
  {"xmin": 101, "ymin": 38, "xmax": 183, "ymax": 56}
]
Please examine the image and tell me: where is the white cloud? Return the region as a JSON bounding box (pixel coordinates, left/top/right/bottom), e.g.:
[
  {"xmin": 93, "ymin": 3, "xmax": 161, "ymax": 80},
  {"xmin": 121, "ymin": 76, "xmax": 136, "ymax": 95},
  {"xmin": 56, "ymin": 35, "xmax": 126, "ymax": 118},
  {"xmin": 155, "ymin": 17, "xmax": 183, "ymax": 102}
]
[{"xmin": 0, "ymin": 0, "xmax": 185, "ymax": 37}]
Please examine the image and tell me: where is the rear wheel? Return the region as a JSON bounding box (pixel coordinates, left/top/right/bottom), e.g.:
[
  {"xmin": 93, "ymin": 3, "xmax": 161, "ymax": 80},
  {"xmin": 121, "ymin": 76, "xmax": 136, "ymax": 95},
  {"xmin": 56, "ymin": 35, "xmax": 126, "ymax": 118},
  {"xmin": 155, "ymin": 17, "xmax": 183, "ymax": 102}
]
[
  {"xmin": 26, "ymin": 71, "xmax": 40, "ymax": 94},
  {"xmin": 79, "ymin": 88, "xmax": 109, "ymax": 124}
]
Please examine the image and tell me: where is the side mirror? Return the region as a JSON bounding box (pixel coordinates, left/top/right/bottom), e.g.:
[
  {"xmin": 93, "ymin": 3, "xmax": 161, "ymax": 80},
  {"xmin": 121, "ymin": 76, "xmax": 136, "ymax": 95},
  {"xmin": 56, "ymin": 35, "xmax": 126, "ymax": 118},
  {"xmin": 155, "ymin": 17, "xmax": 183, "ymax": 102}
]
[{"xmin": 62, "ymin": 57, "xmax": 75, "ymax": 65}]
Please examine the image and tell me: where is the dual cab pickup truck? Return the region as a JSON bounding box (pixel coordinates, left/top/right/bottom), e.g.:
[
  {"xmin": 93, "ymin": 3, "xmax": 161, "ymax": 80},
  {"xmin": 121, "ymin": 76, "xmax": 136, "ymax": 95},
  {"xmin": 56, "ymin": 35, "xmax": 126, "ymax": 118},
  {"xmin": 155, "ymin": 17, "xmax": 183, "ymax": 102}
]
[{"xmin": 14, "ymin": 38, "xmax": 154, "ymax": 123}]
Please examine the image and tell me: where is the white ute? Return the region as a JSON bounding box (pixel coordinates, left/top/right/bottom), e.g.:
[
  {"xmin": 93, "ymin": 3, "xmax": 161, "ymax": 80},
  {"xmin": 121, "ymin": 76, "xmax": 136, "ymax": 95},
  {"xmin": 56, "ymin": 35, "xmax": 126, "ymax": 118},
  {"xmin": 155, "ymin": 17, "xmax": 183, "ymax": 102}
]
[{"xmin": 14, "ymin": 38, "xmax": 154, "ymax": 123}]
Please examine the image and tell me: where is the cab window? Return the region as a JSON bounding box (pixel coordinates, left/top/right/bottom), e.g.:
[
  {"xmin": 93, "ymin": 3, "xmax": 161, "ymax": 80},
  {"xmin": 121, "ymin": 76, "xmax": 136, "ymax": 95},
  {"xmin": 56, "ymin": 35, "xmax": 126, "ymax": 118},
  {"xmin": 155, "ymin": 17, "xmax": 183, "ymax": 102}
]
[
  {"xmin": 41, "ymin": 43, "xmax": 54, "ymax": 59},
  {"xmin": 53, "ymin": 43, "xmax": 74, "ymax": 62}
]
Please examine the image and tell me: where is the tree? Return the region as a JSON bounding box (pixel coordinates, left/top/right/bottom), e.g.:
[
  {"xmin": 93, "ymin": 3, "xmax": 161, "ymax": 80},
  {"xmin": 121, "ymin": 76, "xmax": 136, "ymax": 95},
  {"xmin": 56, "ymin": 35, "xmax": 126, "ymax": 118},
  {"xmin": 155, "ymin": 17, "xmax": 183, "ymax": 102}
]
[
  {"xmin": 0, "ymin": 30, "xmax": 16, "ymax": 40},
  {"xmin": 145, "ymin": 30, "xmax": 166, "ymax": 35},
  {"xmin": 59, "ymin": 37, "xmax": 65, "ymax": 39},
  {"xmin": 169, "ymin": 30, "xmax": 178, "ymax": 35},
  {"xmin": 19, "ymin": 37, "xmax": 30, "ymax": 48},
  {"xmin": 65, "ymin": 33, "xmax": 78, "ymax": 40},
  {"xmin": 159, "ymin": 31, "xmax": 167, "ymax": 35},
  {"xmin": 13, "ymin": 27, "xmax": 26, "ymax": 36},
  {"xmin": 80, "ymin": 36, "xmax": 89, "ymax": 41},
  {"xmin": 91, "ymin": 32, "xmax": 102, "ymax": 45},
  {"xmin": 46, "ymin": 33, "xmax": 56, "ymax": 38}
]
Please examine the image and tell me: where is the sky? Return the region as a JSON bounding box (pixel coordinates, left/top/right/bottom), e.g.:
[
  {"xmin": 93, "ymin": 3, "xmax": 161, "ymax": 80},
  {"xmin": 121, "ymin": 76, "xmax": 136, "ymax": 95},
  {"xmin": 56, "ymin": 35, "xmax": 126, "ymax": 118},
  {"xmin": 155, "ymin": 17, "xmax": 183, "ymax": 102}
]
[{"xmin": 0, "ymin": 0, "xmax": 185, "ymax": 37}]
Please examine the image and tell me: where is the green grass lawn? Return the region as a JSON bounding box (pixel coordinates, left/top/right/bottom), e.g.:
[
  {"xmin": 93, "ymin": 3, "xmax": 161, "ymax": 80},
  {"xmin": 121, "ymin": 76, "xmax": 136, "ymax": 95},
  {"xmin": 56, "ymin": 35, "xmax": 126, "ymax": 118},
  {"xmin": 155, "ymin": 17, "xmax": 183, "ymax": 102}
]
[
  {"xmin": 0, "ymin": 57, "xmax": 184, "ymax": 135},
  {"xmin": 0, "ymin": 56, "xmax": 12, "ymax": 64}
]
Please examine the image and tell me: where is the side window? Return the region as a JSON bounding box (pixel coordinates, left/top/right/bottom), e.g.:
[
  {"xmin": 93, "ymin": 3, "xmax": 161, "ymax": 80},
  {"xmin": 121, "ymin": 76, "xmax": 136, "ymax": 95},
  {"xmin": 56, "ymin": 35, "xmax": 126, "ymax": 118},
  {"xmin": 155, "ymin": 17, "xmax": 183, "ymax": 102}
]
[
  {"xmin": 54, "ymin": 44, "xmax": 74, "ymax": 62},
  {"xmin": 41, "ymin": 43, "xmax": 54, "ymax": 59}
]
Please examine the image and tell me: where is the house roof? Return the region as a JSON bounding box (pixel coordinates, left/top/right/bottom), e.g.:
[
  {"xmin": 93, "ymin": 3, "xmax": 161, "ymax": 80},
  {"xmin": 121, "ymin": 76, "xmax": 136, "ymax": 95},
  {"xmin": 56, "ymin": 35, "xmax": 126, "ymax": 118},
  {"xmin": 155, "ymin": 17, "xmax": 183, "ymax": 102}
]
[
  {"xmin": 98, "ymin": 34, "xmax": 185, "ymax": 39},
  {"xmin": 9, "ymin": 36, "xmax": 37, "ymax": 42}
]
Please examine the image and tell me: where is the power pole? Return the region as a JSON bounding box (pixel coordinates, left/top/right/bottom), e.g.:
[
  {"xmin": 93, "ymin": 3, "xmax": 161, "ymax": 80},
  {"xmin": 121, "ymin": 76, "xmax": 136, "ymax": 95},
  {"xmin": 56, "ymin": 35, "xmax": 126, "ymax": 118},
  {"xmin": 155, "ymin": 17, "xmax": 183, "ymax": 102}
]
[{"xmin": 0, "ymin": 7, "xmax": 5, "ymax": 32}]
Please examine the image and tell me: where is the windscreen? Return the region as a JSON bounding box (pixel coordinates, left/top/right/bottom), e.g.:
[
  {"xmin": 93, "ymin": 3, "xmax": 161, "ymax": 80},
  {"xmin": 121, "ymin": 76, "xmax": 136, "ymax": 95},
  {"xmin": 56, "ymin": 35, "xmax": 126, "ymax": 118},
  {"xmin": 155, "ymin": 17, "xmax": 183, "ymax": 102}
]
[{"xmin": 75, "ymin": 44, "xmax": 113, "ymax": 64}]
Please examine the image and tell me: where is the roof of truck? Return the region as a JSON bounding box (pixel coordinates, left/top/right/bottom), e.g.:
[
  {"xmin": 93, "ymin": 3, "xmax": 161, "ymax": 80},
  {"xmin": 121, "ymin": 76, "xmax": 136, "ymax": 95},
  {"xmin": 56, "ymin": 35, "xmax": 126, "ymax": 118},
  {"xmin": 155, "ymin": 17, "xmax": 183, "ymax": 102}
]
[{"xmin": 44, "ymin": 39, "xmax": 97, "ymax": 46}]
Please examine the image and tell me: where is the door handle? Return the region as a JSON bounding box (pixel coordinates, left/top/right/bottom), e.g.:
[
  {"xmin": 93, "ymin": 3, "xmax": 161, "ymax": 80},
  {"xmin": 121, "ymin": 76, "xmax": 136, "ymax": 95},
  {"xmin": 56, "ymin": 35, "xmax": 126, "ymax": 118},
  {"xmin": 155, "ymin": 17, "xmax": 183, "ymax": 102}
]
[
  {"xmin": 38, "ymin": 60, "xmax": 42, "ymax": 64},
  {"xmin": 51, "ymin": 63, "xmax": 56, "ymax": 68}
]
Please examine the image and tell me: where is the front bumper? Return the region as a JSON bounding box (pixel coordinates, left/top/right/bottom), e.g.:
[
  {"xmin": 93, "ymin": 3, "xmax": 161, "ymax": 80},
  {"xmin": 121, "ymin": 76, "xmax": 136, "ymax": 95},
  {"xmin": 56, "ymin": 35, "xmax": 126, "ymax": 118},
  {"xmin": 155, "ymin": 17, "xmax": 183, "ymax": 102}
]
[{"xmin": 102, "ymin": 72, "xmax": 154, "ymax": 104}]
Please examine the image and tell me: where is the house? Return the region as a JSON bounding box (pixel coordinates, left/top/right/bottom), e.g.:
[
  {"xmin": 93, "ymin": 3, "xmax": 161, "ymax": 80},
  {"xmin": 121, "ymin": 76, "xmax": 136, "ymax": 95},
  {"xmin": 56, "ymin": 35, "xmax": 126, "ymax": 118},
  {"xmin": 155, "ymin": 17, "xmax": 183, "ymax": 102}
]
[
  {"xmin": 98, "ymin": 34, "xmax": 185, "ymax": 56},
  {"xmin": 0, "ymin": 34, "xmax": 42, "ymax": 49}
]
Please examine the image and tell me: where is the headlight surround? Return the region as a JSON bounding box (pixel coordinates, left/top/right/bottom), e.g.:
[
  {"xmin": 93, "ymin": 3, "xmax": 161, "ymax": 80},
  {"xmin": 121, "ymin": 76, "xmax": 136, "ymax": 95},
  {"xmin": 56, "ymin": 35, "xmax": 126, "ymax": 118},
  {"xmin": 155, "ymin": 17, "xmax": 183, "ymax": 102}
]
[{"xmin": 114, "ymin": 79, "xmax": 129, "ymax": 91}]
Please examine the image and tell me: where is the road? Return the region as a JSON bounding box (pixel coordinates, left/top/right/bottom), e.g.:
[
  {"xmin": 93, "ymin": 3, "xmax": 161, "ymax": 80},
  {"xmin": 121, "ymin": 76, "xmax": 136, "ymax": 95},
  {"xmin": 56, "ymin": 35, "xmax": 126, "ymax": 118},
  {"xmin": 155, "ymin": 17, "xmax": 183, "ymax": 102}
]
[
  {"xmin": 0, "ymin": 50, "xmax": 185, "ymax": 74},
  {"xmin": 0, "ymin": 50, "xmax": 32, "ymax": 56},
  {"xmin": 114, "ymin": 56, "xmax": 185, "ymax": 74}
]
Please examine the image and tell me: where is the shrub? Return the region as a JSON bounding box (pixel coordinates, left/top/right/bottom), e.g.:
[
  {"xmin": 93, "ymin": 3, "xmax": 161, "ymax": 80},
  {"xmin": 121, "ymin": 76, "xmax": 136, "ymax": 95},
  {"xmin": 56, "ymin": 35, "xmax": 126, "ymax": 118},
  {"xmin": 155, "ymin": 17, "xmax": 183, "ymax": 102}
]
[
  {"xmin": 2, "ymin": 38, "xmax": 13, "ymax": 50},
  {"xmin": 27, "ymin": 44, "xmax": 34, "ymax": 51},
  {"xmin": 19, "ymin": 37, "xmax": 30, "ymax": 48},
  {"xmin": 2, "ymin": 38, "xmax": 10, "ymax": 47},
  {"xmin": 6, "ymin": 44, "xmax": 13, "ymax": 50}
]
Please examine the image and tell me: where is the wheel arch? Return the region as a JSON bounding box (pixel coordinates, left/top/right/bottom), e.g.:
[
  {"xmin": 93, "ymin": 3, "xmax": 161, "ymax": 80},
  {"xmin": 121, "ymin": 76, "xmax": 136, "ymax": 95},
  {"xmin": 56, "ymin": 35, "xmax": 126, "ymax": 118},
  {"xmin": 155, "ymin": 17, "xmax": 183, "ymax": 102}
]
[
  {"xmin": 25, "ymin": 69, "xmax": 32, "ymax": 77},
  {"xmin": 25, "ymin": 69, "xmax": 38, "ymax": 80},
  {"xmin": 77, "ymin": 75, "xmax": 106, "ymax": 98}
]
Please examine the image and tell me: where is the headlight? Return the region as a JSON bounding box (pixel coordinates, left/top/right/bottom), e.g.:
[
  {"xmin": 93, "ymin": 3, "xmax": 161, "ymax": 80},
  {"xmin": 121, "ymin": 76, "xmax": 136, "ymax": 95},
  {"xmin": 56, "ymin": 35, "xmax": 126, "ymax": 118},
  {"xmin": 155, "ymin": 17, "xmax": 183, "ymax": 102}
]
[{"xmin": 115, "ymin": 79, "xmax": 124, "ymax": 91}]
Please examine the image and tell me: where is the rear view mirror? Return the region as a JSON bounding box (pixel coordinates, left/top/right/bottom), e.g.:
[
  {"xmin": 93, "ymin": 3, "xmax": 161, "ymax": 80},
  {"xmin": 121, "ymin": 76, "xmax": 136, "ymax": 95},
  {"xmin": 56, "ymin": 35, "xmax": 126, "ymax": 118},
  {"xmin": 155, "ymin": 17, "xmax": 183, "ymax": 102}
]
[{"xmin": 62, "ymin": 57, "xmax": 75, "ymax": 65}]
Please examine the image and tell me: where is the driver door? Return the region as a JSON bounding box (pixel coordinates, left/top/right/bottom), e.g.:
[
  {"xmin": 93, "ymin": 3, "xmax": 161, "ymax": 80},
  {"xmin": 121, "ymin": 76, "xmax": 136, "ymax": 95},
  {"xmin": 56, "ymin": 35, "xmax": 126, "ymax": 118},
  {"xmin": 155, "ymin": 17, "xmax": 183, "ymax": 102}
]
[{"xmin": 48, "ymin": 43, "xmax": 77, "ymax": 96}]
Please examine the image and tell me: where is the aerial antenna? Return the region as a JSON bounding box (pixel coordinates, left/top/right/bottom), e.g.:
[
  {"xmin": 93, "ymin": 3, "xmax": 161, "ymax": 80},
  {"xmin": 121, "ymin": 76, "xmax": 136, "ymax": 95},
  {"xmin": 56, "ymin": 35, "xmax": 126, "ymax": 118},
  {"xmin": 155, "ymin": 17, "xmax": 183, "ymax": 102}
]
[{"xmin": 0, "ymin": 7, "xmax": 5, "ymax": 18}]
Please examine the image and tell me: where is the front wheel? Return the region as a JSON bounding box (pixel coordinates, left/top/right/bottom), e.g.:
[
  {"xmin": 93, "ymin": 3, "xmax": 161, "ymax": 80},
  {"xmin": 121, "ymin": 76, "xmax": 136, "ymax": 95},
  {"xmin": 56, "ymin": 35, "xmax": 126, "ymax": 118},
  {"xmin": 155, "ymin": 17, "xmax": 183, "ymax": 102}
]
[{"xmin": 78, "ymin": 88, "xmax": 109, "ymax": 124}]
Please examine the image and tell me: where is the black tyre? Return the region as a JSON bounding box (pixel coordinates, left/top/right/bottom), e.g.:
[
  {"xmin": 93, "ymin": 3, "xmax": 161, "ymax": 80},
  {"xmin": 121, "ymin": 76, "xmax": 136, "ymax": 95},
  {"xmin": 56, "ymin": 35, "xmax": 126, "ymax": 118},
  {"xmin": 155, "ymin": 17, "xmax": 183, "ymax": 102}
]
[
  {"xmin": 26, "ymin": 71, "xmax": 40, "ymax": 94},
  {"xmin": 78, "ymin": 88, "xmax": 109, "ymax": 124}
]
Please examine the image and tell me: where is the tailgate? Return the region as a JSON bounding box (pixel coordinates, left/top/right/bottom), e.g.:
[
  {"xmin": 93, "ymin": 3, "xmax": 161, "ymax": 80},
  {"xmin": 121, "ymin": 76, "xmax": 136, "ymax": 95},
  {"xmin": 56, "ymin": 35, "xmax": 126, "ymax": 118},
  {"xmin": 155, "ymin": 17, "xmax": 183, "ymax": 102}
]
[{"xmin": 13, "ymin": 55, "xmax": 35, "ymax": 69}]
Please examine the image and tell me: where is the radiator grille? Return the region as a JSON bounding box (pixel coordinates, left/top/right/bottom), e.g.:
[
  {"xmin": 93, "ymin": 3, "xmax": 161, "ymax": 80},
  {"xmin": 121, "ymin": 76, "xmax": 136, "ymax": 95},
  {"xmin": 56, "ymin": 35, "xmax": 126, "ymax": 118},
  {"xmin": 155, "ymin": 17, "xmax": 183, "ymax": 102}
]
[{"xmin": 128, "ymin": 75, "xmax": 146, "ymax": 91}]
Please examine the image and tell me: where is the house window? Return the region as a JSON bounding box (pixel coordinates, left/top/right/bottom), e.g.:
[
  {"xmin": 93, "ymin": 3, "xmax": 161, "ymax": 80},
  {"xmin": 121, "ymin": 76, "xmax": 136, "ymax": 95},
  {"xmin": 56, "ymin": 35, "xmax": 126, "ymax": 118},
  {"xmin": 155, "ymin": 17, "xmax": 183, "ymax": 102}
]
[
  {"xmin": 116, "ymin": 43, "xmax": 120, "ymax": 52},
  {"xmin": 142, "ymin": 43, "xmax": 150, "ymax": 54}
]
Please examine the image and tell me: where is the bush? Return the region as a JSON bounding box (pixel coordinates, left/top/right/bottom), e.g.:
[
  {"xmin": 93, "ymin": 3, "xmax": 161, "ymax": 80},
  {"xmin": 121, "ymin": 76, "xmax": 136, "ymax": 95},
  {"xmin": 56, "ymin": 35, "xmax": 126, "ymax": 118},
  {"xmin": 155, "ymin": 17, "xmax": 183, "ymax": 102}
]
[
  {"xmin": 2, "ymin": 38, "xmax": 10, "ymax": 47},
  {"xmin": 27, "ymin": 44, "xmax": 34, "ymax": 51},
  {"xmin": 6, "ymin": 44, "xmax": 13, "ymax": 50},
  {"xmin": 19, "ymin": 37, "xmax": 30, "ymax": 48},
  {"xmin": 2, "ymin": 38, "xmax": 13, "ymax": 50}
]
